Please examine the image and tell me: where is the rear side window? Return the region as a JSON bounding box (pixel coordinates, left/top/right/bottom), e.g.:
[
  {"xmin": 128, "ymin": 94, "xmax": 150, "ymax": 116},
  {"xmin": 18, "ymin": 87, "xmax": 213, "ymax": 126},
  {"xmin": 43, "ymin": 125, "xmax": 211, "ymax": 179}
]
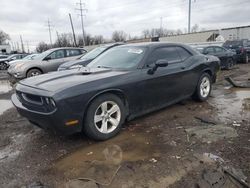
[
  {"xmin": 147, "ymin": 47, "xmax": 181, "ymax": 66},
  {"xmin": 66, "ymin": 49, "xmax": 82, "ymax": 57},
  {"xmin": 176, "ymin": 47, "xmax": 192, "ymax": 61},
  {"xmin": 214, "ymin": 47, "xmax": 225, "ymax": 53},
  {"xmin": 204, "ymin": 47, "xmax": 214, "ymax": 54}
]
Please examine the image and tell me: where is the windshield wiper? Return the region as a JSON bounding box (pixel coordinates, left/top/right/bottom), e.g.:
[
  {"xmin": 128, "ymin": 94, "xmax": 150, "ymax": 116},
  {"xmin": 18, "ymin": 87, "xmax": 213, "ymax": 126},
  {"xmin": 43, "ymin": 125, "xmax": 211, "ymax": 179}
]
[{"xmin": 97, "ymin": 65, "xmax": 111, "ymax": 68}]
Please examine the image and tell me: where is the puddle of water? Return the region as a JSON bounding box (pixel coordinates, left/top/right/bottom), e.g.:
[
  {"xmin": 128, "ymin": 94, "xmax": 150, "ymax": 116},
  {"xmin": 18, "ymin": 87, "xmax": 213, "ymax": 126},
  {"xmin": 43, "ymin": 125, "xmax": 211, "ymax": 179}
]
[
  {"xmin": 0, "ymin": 100, "xmax": 13, "ymax": 115},
  {"xmin": 52, "ymin": 130, "xmax": 161, "ymax": 185},
  {"xmin": 0, "ymin": 80, "xmax": 12, "ymax": 94},
  {"xmin": 210, "ymin": 88, "xmax": 250, "ymax": 122}
]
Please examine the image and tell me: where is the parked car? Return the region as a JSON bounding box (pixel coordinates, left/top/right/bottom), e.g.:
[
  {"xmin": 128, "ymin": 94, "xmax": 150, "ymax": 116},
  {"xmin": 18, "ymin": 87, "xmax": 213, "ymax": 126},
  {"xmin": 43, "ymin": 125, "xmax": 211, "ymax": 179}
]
[
  {"xmin": 7, "ymin": 54, "xmax": 39, "ymax": 67},
  {"xmin": 196, "ymin": 46, "xmax": 236, "ymax": 69},
  {"xmin": 8, "ymin": 48, "xmax": 86, "ymax": 79},
  {"xmin": 222, "ymin": 39, "xmax": 250, "ymax": 63},
  {"xmin": 0, "ymin": 54, "xmax": 27, "ymax": 70},
  {"xmin": 0, "ymin": 55, "xmax": 9, "ymax": 59},
  {"xmin": 58, "ymin": 43, "xmax": 123, "ymax": 71},
  {"xmin": 12, "ymin": 42, "xmax": 220, "ymax": 140}
]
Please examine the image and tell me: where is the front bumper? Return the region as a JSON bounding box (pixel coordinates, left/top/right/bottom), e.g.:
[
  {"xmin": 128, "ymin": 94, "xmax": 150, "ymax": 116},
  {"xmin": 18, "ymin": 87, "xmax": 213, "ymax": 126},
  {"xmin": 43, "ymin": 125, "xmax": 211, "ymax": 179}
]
[
  {"xmin": 7, "ymin": 69, "xmax": 26, "ymax": 79},
  {"xmin": 11, "ymin": 93, "xmax": 83, "ymax": 135}
]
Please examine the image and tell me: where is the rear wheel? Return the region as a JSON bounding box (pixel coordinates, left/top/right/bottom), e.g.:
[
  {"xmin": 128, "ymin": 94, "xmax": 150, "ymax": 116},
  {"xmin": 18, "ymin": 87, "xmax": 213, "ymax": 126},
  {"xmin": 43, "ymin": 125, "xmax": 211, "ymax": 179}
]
[
  {"xmin": 27, "ymin": 68, "xmax": 42, "ymax": 78},
  {"xmin": 0, "ymin": 62, "xmax": 8, "ymax": 70},
  {"xmin": 193, "ymin": 73, "xmax": 212, "ymax": 102},
  {"xmin": 83, "ymin": 94, "xmax": 126, "ymax": 140},
  {"xmin": 243, "ymin": 53, "xmax": 249, "ymax": 64}
]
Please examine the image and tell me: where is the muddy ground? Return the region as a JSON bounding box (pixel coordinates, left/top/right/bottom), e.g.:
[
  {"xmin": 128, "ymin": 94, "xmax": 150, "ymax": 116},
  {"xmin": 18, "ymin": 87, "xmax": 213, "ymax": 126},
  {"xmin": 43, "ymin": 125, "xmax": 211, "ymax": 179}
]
[{"xmin": 0, "ymin": 65, "xmax": 250, "ymax": 188}]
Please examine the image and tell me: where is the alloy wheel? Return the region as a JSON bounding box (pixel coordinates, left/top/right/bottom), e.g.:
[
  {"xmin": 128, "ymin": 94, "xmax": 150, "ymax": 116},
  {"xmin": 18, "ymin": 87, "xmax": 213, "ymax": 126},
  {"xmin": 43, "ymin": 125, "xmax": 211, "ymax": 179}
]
[
  {"xmin": 200, "ymin": 76, "xmax": 210, "ymax": 98},
  {"xmin": 94, "ymin": 101, "xmax": 121, "ymax": 134}
]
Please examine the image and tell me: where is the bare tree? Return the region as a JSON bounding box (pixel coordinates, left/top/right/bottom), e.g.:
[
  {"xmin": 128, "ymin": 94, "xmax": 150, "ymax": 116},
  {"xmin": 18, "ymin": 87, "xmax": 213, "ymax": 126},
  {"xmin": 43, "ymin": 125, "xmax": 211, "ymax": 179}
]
[
  {"xmin": 36, "ymin": 42, "xmax": 51, "ymax": 53},
  {"xmin": 0, "ymin": 30, "xmax": 10, "ymax": 44},
  {"xmin": 112, "ymin": 30, "xmax": 127, "ymax": 42},
  {"xmin": 191, "ymin": 24, "xmax": 199, "ymax": 33},
  {"xmin": 54, "ymin": 33, "xmax": 74, "ymax": 47}
]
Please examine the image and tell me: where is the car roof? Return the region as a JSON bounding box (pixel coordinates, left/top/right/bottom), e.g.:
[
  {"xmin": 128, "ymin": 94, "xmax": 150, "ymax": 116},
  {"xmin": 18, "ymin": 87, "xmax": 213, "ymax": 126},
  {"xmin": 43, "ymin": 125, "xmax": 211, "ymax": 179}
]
[{"xmin": 51, "ymin": 47, "xmax": 86, "ymax": 51}]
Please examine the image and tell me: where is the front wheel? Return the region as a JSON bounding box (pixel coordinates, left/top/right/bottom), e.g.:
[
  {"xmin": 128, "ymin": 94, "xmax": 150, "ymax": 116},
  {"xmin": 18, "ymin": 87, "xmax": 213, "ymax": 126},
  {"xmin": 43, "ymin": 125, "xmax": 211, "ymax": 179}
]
[
  {"xmin": 83, "ymin": 94, "xmax": 126, "ymax": 140},
  {"xmin": 27, "ymin": 68, "xmax": 42, "ymax": 78},
  {"xmin": 193, "ymin": 73, "xmax": 212, "ymax": 102}
]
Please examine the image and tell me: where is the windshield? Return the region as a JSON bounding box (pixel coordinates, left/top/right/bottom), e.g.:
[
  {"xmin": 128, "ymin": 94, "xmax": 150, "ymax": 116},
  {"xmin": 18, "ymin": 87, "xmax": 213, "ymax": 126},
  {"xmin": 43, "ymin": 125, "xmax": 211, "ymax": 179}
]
[
  {"xmin": 87, "ymin": 46, "xmax": 146, "ymax": 69},
  {"xmin": 80, "ymin": 46, "xmax": 107, "ymax": 60},
  {"xmin": 23, "ymin": 54, "xmax": 37, "ymax": 60},
  {"xmin": 7, "ymin": 54, "xmax": 18, "ymax": 59}
]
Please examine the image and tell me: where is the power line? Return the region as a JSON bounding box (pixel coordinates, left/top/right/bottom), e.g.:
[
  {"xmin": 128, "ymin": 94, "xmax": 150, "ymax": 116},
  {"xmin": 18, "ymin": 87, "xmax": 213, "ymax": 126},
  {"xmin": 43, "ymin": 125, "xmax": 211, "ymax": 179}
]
[{"xmin": 76, "ymin": 0, "xmax": 87, "ymax": 46}]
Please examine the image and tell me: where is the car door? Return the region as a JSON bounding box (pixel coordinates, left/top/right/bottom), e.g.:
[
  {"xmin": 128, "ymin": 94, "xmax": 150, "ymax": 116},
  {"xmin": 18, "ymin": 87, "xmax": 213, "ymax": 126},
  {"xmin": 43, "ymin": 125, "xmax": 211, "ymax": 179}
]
[
  {"xmin": 136, "ymin": 46, "xmax": 188, "ymax": 111},
  {"xmin": 42, "ymin": 49, "xmax": 66, "ymax": 72}
]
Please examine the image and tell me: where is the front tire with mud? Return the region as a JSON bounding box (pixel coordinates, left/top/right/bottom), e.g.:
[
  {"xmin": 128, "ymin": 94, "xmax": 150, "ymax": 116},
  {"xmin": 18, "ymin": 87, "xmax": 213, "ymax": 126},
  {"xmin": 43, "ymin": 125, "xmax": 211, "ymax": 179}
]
[
  {"xmin": 193, "ymin": 73, "xmax": 212, "ymax": 102},
  {"xmin": 83, "ymin": 93, "xmax": 126, "ymax": 140}
]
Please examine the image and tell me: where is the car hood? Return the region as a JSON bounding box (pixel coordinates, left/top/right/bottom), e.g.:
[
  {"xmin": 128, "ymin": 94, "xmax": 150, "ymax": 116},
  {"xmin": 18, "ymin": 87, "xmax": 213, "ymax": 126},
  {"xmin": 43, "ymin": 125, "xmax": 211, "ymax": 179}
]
[
  {"xmin": 60, "ymin": 58, "xmax": 93, "ymax": 68},
  {"xmin": 18, "ymin": 67, "xmax": 129, "ymax": 93}
]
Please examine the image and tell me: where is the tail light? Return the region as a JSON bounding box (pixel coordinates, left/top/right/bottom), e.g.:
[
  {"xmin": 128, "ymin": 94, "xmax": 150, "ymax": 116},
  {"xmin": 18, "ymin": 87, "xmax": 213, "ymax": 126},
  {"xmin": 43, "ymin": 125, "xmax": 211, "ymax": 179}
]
[{"xmin": 240, "ymin": 47, "xmax": 246, "ymax": 54}]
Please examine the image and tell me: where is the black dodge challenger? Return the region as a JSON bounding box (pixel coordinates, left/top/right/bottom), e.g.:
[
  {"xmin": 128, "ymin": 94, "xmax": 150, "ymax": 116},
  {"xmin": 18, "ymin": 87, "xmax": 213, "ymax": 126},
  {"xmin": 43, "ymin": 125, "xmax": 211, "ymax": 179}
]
[{"xmin": 12, "ymin": 43, "xmax": 220, "ymax": 140}]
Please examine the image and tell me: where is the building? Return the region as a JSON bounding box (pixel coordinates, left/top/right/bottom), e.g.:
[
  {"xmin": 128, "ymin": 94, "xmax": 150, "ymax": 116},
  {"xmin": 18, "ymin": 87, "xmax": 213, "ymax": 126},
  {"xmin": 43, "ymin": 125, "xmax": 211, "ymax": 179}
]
[
  {"xmin": 219, "ymin": 25, "xmax": 250, "ymax": 40},
  {"xmin": 160, "ymin": 30, "xmax": 220, "ymax": 43},
  {"xmin": 0, "ymin": 44, "xmax": 11, "ymax": 54}
]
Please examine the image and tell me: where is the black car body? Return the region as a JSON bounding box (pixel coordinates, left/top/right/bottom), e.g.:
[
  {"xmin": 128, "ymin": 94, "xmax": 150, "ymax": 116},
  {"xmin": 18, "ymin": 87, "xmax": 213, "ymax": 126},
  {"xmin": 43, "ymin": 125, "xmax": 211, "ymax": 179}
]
[
  {"xmin": 12, "ymin": 42, "xmax": 220, "ymax": 140},
  {"xmin": 58, "ymin": 43, "xmax": 123, "ymax": 71},
  {"xmin": 223, "ymin": 39, "xmax": 250, "ymax": 63},
  {"xmin": 196, "ymin": 45, "xmax": 236, "ymax": 69}
]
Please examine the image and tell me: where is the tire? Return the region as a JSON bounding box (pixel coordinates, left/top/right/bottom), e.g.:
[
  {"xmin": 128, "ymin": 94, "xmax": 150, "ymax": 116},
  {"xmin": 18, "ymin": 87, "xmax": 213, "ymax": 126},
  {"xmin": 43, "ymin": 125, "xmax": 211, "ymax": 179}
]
[
  {"xmin": 0, "ymin": 62, "xmax": 8, "ymax": 70},
  {"xmin": 83, "ymin": 93, "xmax": 126, "ymax": 140},
  {"xmin": 193, "ymin": 73, "xmax": 212, "ymax": 102},
  {"xmin": 243, "ymin": 53, "xmax": 249, "ymax": 64},
  {"xmin": 27, "ymin": 68, "xmax": 42, "ymax": 78},
  {"xmin": 225, "ymin": 58, "xmax": 234, "ymax": 70}
]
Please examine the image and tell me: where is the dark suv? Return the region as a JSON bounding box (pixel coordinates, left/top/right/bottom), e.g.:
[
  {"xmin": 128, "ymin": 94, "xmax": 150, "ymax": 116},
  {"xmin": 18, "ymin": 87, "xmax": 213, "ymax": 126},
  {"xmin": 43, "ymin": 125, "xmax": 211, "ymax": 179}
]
[{"xmin": 222, "ymin": 39, "xmax": 250, "ymax": 63}]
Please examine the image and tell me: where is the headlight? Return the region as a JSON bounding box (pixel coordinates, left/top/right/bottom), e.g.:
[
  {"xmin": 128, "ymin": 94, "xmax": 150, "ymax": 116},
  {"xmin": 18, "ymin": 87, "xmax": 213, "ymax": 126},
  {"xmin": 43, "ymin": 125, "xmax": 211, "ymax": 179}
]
[
  {"xmin": 70, "ymin": 64, "xmax": 83, "ymax": 69},
  {"xmin": 14, "ymin": 63, "xmax": 24, "ymax": 70}
]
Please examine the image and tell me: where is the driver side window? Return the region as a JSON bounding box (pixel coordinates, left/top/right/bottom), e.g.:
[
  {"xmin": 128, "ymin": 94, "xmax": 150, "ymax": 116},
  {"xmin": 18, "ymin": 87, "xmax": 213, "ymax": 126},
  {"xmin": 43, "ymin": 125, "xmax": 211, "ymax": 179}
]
[
  {"xmin": 47, "ymin": 50, "xmax": 65, "ymax": 60},
  {"xmin": 146, "ymin": 47, "xmax": 181, "ymax": 67}
]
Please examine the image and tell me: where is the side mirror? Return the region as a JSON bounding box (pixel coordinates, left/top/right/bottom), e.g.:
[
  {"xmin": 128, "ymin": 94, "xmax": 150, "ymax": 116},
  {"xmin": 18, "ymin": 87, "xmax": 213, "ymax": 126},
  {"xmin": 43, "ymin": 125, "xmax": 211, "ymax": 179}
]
[
  {"xmin": 44, "ymin": 56, "xmax": 51, "ymax": 61},
  {"xmin": 148, "ymin": 59, "xmax": 168, "ymax": 74}
]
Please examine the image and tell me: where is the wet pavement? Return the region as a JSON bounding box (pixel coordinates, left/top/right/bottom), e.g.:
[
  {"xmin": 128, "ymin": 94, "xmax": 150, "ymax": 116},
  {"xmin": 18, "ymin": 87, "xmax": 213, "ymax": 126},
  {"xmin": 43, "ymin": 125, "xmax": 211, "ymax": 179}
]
[{"xmin": 0, "ymin": 65, "xmax": 250, "ymax": 188}]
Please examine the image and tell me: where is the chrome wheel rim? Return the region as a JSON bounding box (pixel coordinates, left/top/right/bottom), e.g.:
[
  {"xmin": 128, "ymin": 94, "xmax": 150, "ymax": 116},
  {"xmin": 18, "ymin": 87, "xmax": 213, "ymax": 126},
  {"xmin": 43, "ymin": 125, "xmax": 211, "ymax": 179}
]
[
  {"xmin": 30, "ymin": 71, "xmax": 40, "ymax": 77},
  {"xmin": 94, "ymin": 101, "xmax": 121, "ymax": 134},
  {"xmin": 200, "ymin": 77, "xmax": 210, "ymax": 98}
]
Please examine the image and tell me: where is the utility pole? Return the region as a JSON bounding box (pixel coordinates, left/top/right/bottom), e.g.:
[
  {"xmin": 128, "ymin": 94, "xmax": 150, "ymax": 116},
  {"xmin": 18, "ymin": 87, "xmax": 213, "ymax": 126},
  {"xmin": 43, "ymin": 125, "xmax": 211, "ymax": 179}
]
[
  {"xmin": 76, "ymin": 0, "xmax": 87, "ymax": 46},
  {"xmin": 69, "ymin": 13, "xmax": 77, "ymax": 47},
  {"xmin": 56, "ymin": 31, "xmax": 61, "ymax": 47},
  {"xmin": 160, "ymin": 17, "xmax": 163, "ymax": 37},
  {"xmin": 188, "ymin": 0, "xmax": 191, "ymax": 33},
  {"xmin": 46, "ymin": 19, "xmax": 53, "ymax": 46},
  {"xmin": 20, "ymin": 35, "xmax": 25, "ymax": 53},
  {"xmin": 26, "ymin": 41, "xmax": 30, "ymax": 53}
]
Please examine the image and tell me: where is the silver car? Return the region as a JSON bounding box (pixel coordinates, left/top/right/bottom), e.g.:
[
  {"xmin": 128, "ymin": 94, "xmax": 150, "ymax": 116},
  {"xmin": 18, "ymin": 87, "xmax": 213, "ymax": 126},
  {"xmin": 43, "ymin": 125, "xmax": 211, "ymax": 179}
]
[{"xmin": 8, "ymin": 47, "xmax": 86, "ymax": 79}]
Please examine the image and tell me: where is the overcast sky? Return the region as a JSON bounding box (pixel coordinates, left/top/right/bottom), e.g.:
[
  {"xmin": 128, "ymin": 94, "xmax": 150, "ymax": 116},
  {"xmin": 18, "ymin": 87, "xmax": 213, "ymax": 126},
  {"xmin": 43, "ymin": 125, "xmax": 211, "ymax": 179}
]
[{"xmin": 1, "ymin": 0, "xmax": 250, "ymax": 51}]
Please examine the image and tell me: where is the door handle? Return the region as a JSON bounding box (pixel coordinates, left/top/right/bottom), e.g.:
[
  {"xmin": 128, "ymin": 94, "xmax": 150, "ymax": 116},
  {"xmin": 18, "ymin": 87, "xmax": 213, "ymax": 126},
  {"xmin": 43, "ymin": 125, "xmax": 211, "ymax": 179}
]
[{"xmin": 181, "ymin": 66, "xmax": 186, "ymax": 70}]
